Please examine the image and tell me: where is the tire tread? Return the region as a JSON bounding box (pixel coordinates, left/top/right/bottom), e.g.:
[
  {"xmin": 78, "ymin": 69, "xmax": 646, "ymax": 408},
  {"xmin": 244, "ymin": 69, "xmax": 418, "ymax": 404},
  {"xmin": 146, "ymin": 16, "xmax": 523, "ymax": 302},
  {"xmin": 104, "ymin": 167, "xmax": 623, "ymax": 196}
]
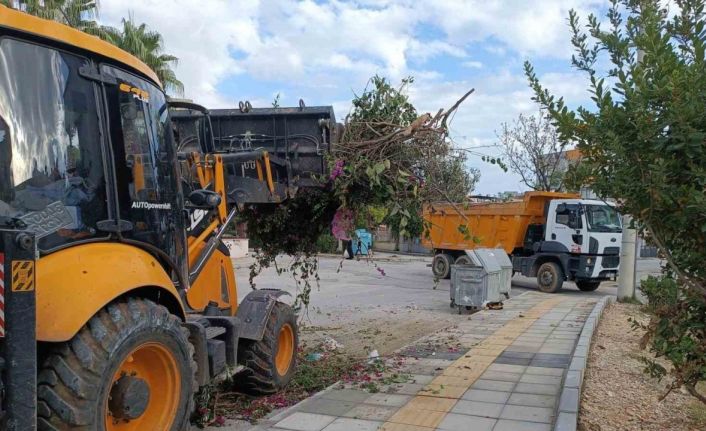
[
  {"xmin": 37, "ymin": 298, "xmax": 196, "ymax": 431},
  {"xmin": 236, "ymin": 302, "xmax": 297, "ymax": 396}
]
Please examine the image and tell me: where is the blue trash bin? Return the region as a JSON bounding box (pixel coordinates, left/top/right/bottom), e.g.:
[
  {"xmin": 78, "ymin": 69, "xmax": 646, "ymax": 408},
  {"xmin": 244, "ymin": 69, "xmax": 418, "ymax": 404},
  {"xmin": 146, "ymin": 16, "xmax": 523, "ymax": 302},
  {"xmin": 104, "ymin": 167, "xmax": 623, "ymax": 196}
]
[{"xmin": 352, "ymin": 229, "xmax": 373, "ymax": 255}]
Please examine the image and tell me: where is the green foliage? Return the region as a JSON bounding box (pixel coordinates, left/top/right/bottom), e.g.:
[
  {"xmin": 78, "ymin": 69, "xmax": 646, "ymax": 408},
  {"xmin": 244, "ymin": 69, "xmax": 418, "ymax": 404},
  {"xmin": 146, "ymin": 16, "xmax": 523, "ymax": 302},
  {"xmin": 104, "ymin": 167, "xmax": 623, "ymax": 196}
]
[
  {"xmin": 331, "ymin": 76, "xmax": 476, "ymax": 238},
  {"xmin": 315, "ymin": 233, "xmax": 339, "ymax": 254},
  {"xmin": 245, "ymin": 76, "xmax": 476, "ymax": 308},
  {"xmin": 238, "ymin": 189, "xmax": 339, "ymax": 310},
  {"xmin": 385, "ymin": 205, "xmax": 425, "ymax": 239},
  {"xmin": 526, "ymin": 0, "xmax": 706, "ymax": 404},
  {"xmin": 14, "ymin": 0, "xmax": 101, "ymax": 34},
  {"xmin": 633, "ymin": 275, "xmax": 706, "ymax": 403},
  {"xmin": 99, "ymin": 17, "xmax": 184, "ymax": 95}
]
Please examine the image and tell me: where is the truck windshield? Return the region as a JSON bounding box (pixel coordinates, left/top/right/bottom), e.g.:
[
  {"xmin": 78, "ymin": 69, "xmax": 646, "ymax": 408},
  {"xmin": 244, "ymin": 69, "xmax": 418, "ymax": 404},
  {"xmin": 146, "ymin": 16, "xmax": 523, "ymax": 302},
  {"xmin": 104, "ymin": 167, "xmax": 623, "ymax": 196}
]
[
  {"xmin": 585, "ymin": 204, "xmax": 622, "ymax": 233},
  {"xmin": 0, "ymin": 38, "xmax": 108, "ymax": 251}
]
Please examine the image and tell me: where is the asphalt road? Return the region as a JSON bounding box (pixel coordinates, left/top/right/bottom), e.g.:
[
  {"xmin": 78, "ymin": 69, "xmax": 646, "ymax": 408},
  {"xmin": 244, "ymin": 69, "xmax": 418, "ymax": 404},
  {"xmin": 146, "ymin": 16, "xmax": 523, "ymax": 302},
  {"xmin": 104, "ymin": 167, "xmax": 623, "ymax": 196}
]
[{"xmin": 232, "ymin": 253, "xmax": 660, "ymax": 330}]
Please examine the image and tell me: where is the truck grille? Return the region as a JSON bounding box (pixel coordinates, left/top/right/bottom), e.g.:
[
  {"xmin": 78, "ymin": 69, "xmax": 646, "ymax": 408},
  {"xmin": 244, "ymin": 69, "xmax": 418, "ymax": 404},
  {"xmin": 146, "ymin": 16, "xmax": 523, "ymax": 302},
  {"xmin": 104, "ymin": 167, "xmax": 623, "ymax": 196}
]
[{"xmin": 602, "ymin": 255, "xmax": 619, "ymax": 268}]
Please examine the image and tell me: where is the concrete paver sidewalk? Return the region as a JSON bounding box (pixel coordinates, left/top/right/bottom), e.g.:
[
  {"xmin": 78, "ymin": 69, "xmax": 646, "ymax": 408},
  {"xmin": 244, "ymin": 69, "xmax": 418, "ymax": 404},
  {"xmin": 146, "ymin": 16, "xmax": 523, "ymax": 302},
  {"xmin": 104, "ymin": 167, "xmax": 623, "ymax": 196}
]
[{"xmin": 246, "ymin": 291, "xmax": 602, "ymax": 431}]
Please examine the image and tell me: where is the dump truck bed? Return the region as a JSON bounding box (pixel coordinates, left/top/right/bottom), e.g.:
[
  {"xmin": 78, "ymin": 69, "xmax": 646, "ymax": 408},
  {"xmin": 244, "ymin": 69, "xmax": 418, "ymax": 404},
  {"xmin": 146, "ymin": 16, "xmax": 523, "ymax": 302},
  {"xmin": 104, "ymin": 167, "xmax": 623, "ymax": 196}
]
[{"xmin": 423, "ymin": 192, "xmax": 579, "ymax": 254}]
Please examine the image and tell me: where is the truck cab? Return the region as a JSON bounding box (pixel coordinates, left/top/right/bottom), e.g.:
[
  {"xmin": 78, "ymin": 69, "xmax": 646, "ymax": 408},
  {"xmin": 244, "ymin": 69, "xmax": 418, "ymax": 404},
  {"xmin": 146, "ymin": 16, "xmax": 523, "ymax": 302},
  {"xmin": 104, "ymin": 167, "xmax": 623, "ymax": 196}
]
[
  {"xmin": 424, "ymin": 192, "xmax": 622, "ymax": 294},
  {"xmin": 521, "ymin": 198, "xmax": 622, "ymax": 292}
]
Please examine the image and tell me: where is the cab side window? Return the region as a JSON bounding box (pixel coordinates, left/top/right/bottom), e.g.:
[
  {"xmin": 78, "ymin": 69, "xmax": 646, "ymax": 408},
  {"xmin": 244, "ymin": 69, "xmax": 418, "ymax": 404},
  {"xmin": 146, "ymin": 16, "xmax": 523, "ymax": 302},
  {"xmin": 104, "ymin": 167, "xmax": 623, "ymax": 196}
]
[
  {"xmin": 556, "ymin": 205, "xmax": 582, "ymax": 229},
  {"xmin": 101, "ymin": 65, "xmax": 181, "ymax": 255}
]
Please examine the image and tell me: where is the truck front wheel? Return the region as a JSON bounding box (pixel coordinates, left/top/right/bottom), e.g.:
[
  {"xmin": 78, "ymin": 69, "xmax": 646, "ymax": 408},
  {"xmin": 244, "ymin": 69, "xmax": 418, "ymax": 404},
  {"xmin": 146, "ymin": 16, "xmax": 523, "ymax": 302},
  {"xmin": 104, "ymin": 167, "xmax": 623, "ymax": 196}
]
[
  {"xmin": 537, "ymin": 262, "xmax": 564, "ymax": 293},
  {"xmin": 432, "ymin": 253, "xmax": 453, "ymax": 279},
  {"xmin": 236, "ymin": 302, "xmax": 298, "ymax": 395},
  {"xmin": 576, "ymin": 280, "xmax": 601, "ymax": 291},
  {"xmin": 37, "ymin": 298, "xmax": 196, "ymax": 431}
]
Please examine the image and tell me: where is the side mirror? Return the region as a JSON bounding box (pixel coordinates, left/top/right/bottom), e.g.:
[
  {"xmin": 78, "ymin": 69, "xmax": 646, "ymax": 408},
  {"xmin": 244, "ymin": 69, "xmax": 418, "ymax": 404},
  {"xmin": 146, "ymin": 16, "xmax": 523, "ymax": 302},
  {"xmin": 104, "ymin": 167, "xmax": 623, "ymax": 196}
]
[{"xmin": 188, "ymin": 190, "xmax": 221, "ymax": 209}]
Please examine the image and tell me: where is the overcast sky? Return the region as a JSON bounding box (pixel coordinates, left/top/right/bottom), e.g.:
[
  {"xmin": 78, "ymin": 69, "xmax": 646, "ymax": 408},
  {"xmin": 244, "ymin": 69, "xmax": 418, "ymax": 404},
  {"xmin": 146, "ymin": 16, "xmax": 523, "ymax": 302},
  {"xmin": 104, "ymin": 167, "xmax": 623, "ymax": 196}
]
[{"xmin": 99, "ymin": 0, "xmax": 605, "ymax": 195}]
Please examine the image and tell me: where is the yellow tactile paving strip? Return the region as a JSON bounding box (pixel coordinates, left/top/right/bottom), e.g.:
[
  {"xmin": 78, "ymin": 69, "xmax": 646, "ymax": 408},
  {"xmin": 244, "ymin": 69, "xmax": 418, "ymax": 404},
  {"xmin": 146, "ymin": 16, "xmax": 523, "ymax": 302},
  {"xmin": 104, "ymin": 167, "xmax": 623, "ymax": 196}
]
[{"xmin": 381, "ymin": 297, "xmax": 565, "ymax": 430}]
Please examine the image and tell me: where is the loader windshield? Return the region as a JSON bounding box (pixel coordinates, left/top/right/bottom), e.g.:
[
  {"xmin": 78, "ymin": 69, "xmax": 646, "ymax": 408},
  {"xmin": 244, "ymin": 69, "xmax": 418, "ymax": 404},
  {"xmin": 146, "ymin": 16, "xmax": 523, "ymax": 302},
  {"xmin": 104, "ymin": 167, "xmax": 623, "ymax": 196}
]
[{"xmin": 0, "ymin": 38, "xmax": 108, "ymax": 250}]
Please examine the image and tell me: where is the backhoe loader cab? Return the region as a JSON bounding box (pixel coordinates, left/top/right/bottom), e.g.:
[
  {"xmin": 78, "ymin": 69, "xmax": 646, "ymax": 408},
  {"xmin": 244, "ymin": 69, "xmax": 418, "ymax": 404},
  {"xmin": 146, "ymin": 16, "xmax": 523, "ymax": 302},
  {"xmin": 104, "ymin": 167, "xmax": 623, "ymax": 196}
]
[{"xmin": 0, "ymin": 7, "xmax": 298, "ymax": 430}]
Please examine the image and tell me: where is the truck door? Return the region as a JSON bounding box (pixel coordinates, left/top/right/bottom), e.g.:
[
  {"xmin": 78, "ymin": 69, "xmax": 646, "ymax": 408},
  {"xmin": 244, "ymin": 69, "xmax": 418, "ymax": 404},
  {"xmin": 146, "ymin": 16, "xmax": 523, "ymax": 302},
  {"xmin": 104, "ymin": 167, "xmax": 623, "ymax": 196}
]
[{"xmin": 546, "ymin": 202, "xmax": 584, "ymax": 253}]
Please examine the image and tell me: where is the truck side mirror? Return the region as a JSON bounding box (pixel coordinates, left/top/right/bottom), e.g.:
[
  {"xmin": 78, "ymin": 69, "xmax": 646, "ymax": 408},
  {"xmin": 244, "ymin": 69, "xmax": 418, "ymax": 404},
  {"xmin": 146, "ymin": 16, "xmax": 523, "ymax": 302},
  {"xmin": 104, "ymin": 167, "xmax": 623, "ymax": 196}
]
[{"xmin": 188, "ymin": 189, "xmax": 221, "ymax": 209}]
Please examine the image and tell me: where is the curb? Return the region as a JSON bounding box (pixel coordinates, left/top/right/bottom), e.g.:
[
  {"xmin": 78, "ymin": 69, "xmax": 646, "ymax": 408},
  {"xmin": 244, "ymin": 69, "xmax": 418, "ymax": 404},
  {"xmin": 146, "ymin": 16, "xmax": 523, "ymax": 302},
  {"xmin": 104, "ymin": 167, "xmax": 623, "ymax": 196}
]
[{"xmin": 554, "ymin": 295, "xmax": 615, "ymax": 431}]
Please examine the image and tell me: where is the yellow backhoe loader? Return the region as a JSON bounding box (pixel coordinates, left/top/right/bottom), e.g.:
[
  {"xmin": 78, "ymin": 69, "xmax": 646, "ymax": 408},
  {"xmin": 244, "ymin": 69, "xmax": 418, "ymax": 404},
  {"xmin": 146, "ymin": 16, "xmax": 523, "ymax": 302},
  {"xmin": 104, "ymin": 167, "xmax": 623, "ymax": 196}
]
[{"xmin": 0, "ymin": 6, "xmax": 323, "ymax": 430}]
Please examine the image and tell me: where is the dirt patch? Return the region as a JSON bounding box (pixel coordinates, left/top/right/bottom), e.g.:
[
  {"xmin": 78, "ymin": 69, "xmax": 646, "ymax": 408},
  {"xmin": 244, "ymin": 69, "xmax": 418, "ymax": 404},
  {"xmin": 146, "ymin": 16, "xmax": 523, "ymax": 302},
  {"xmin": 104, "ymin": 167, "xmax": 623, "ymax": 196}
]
[
  {"xmin": 579, "ymin": 302, "xmax": 706, "ymax": 431},
  {"xmin": 195, "ymin": 346, "xmax": 411, "ymax": 428},
  {"xmin": 299, "ymin": 307, "xmax": 460, "ymax": 358}
]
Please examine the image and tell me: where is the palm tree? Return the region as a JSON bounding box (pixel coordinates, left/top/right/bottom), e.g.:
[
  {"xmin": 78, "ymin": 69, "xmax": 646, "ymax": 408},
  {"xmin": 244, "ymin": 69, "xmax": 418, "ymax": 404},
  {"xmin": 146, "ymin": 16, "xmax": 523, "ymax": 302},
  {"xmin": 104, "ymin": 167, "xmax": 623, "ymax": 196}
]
[
  {"xmin": 99, "ymin": 18, "xmax": 184, "ymax": 95},
  {"xmin": 7, "ymin": 3, "xmax": 183, "ymax": 95},
  {"xmin": 12, "ymin": 0, "xmax": 101, "ymax": 34}
]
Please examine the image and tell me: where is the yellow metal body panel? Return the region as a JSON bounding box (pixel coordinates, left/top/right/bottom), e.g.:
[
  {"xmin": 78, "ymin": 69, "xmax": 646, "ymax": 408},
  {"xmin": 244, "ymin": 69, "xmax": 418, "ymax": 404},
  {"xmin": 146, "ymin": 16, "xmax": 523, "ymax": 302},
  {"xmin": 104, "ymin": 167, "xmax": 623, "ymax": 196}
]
[
  {"xmin": 36, "ymin": 243, "xmax": 184, "ymax": 342},
  {"xmin": 423, "ymin": 191, "xmax": 579, "ymax": 253},
  {"xmin": 186, "ymin": 247, "xmax": 237, "ymax": 315},
  {"xmin": 0, "ymin": 5, "xmax": 161, "ymax": 87}
]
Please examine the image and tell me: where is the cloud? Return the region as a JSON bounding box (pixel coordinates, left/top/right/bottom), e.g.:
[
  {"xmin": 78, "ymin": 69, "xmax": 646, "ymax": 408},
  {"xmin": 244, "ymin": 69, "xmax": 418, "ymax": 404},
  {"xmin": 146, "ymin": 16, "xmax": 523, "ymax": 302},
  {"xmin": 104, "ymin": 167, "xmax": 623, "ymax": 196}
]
[
  {"xmin": 462, "ymin": 60, "xmax": 483, "ymax": 69},
  {"xmin": 99, "ymin": 0, "xmax": 260, "ymax": 106},
  {"xmin": 98, "ymin": 0, "xmax": 601, "ymax": 193}
]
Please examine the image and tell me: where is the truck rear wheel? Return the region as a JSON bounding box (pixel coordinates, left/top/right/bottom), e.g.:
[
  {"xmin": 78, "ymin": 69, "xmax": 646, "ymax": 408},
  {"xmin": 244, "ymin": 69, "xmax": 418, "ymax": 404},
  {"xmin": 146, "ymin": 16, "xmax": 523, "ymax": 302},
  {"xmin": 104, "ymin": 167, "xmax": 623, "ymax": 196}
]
[
  {"xmin": 576, "ymin": 280, "xmax": 601, "ymax": 291},
  {"xmin": 37, "ymin": 298, "xmax": 196, "ymax": 431},
  {"xmin": 236, "ymin": 302, "xmax": 298, "ymax": 395},
  {"xmin": 432, "ymin": 253, "xmax": 453, "ymax": 279},
  {"xmin": 537, "ymin": 262, "xmax": 564, "ymax": 293},
  {"xmin": 455, "ymin": 255, "xmax": 472, "ymax": 265}
]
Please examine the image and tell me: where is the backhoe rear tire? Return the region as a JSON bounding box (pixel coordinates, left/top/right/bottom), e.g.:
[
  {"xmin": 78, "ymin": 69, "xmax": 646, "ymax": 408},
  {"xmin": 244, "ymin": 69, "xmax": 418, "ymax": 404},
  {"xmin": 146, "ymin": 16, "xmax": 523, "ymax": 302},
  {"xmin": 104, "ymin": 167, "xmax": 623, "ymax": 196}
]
[
  {"xmin": 37, "ymin": 298, "xmax": 196, "ymax": 431},
  {"xmin": 236, "ymin": 302, "xmax": 298, "ymax": 396}
]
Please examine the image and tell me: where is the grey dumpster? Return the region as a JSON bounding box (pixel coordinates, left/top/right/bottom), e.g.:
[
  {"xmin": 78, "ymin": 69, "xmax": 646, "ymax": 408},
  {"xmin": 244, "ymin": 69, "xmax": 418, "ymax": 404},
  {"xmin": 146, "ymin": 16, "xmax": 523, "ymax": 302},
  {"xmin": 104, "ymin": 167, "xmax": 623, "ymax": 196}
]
[
  {"xmin": 450, "ymin": 260, "xmax": 502, "ymax": 314},
  {"xmin": 471, "ymin": 248, "xmax": 512, "ymax": 298}
]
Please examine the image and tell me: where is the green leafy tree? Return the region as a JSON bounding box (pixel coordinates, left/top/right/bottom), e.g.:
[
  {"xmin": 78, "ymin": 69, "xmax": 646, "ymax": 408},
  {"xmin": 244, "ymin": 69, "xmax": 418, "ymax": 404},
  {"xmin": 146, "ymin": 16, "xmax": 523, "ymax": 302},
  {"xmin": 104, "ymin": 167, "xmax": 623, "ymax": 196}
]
[
  {"xmin": 100, "ymin": 18, "xmax": 184, "ymax": 95},
  {"xmin": 525, "ymin": 0, "xmax": 706, "ymax": 403}
]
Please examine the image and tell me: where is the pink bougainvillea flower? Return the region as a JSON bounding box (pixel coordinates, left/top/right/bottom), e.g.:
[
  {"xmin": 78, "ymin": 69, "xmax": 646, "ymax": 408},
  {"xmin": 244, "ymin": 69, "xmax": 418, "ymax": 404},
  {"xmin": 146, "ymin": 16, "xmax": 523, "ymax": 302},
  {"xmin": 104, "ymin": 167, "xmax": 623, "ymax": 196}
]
[
  {"xmin": 329, "ymin": 159, "xmax": 345, "ymax": 181},
  {"xmin": 331, "ymin": 208, "xmax": 353, "ymax": 240}
]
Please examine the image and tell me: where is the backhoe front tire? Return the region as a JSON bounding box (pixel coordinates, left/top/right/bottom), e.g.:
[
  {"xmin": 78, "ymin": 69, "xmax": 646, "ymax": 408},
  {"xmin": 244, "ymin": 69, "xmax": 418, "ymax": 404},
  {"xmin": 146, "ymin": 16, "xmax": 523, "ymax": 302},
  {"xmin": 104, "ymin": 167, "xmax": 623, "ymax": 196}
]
[
  {"xmin": 37, "ymin": 298, "xmax": 196, "ymax": 431},
  {"xmin": 236, "ymin": 302, "xmax": 298, "ymax": 396}
]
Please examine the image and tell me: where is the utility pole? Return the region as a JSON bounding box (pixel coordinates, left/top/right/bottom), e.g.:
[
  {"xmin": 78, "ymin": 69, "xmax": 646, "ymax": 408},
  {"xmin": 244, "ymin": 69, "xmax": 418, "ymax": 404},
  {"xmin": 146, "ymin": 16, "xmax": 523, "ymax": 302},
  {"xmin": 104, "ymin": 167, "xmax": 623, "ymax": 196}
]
[
  {"xmin": 617, "ymin": 215, "xmax": 637, "ymax": 301},
  {"xmin": 617, "ymin": 40, "xmax": 646, "ymax": 302}
]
